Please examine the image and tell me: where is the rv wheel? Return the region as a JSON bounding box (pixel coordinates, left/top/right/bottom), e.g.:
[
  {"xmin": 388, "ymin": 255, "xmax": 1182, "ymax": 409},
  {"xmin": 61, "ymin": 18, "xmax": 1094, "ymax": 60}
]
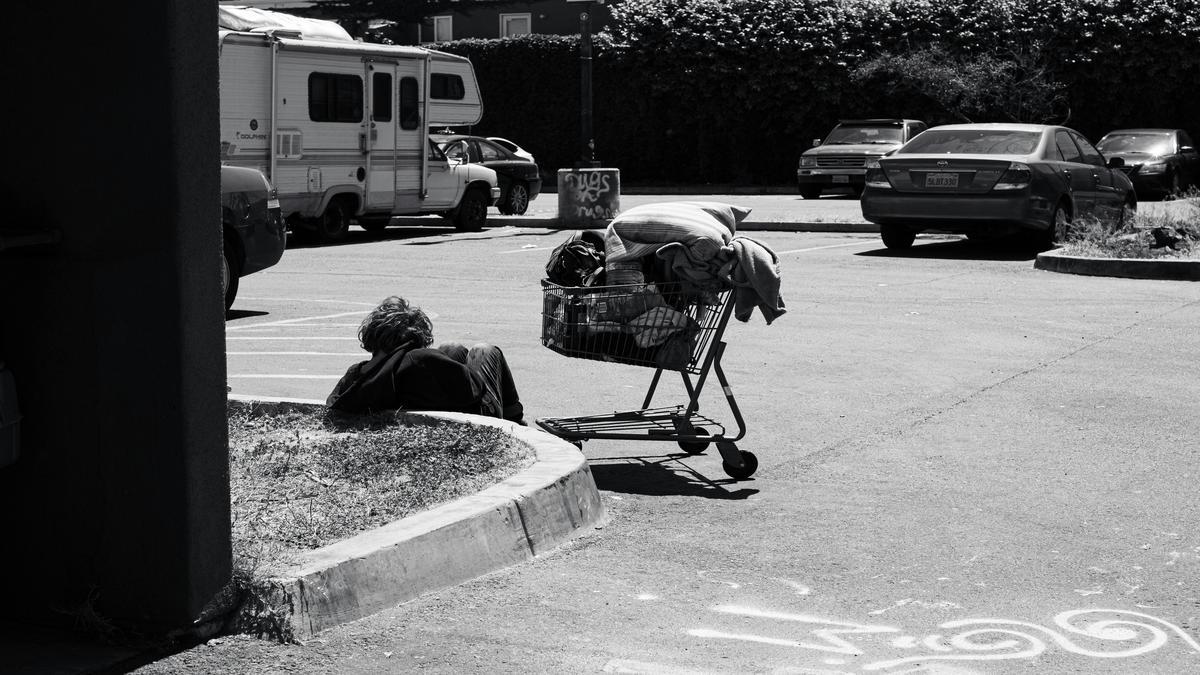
[
  {"xmin": 453, "ymin": 189, "xmax": 488, "ymax": 231},
  {"xmin": 315, "ymin": 201, "xmax": 350, "ymax": 242}
]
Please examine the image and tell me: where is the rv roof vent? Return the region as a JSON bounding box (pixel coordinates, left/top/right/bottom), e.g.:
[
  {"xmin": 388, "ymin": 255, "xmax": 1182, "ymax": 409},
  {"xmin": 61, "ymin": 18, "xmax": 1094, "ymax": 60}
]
[{"xmin": 267, "ymin": 29, "xmax": 304, "ymax": 39}]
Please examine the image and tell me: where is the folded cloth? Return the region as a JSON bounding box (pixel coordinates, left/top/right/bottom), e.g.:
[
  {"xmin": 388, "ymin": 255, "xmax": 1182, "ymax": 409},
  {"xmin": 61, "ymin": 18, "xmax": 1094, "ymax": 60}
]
[
  {"xmin": 603, "ymin": 202, "xmax": 751, "ymax": 269},
  {"xmin": 718, "ymin": 236, "xmax": 786, "ymax": 325},
  {"xmin": 626, "ymin": 306, "xmax": 696, "ymax": 348}
]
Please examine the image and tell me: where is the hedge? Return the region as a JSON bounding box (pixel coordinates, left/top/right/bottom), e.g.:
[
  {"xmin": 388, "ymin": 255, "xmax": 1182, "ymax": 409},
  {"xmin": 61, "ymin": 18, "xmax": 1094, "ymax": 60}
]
[{"xmin": 438, "ymin": 0, "xmax": 1200, "ymax": 185}]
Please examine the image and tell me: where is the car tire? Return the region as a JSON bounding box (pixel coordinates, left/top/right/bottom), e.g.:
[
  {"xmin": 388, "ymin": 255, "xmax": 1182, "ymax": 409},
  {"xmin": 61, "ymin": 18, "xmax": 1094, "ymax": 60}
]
[
  {"xmin": 1167, "ymin": 171, "xmax": 1183, "ymax": 198},
  {"xmin": 1043, "ymin": 202, "xmax": 1071, "ymax": 249},
  {"xmin": 880, "ymin": 224, "xmax": 915, "ymax": 250},
  {"xmin": 499, "ymin": 182, "xmax": 530, "ymax": 216},
  {"xmin": 222, "ymin": 237, "xmax": 240, "ymax": 312},
  {"xmin": 799, "ymin": 186, "xmax": 822, "ymax": 200},
  {"xmin": 1117, "ymin": 198, "xmax": 1137, "ymax": 228},
  {"xmin": 453, "ymin": 188, "xmax": 488, "ymax": 231},
  {"xmin": 314, "ymin": 200, "xmax": 350, "ymax": 243}
]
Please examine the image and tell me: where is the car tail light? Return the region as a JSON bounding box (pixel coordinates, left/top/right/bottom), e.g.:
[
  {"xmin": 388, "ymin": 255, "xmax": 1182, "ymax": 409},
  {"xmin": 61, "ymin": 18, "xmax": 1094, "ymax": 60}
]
[
  {"xmin": 993, "ymin": 162, "xmax": 1032, "ymax": 190},
  {"xmin": 864, "ymin": 159, "xmax": 890, "ymax": 188}
]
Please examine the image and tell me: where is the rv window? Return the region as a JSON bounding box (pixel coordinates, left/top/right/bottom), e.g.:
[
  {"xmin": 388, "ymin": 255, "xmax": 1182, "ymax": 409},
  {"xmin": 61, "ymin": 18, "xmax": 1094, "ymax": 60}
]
[
  {"xmin": 308, "ymin": 73, "xmax": 363, "ymax": 123},
  {"xmin": 372, "ymin": 72, "xmax": 392, "ymax": 123},
  {"xmin": 399, "ymin": 77, "xmax": 420, "ymax": 130},
  {"xmin": 430, "ymin": 74, "xmax": 465, "ymax": 101}
]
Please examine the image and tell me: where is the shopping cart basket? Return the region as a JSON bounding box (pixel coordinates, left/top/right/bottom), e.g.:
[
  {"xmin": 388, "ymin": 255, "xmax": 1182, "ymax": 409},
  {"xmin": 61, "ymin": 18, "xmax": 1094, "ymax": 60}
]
[{"xmin": 535, "ymin": 279, "xmax": 757, "ymax": 479}]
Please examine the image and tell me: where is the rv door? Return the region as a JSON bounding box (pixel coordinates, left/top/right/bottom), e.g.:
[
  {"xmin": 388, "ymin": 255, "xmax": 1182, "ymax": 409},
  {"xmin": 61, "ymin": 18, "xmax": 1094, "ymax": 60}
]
[{"xmin": 364, "ymin": 61, "xmax": 397, "ymax": 211}]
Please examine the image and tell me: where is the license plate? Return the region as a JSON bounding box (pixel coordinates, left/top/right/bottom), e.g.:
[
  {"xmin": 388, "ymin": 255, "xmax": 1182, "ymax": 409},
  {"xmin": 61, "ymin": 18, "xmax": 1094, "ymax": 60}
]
[
  {"xmin": 832, "ymin": 175, "xmax": 849, "ymax": 184},
  {"xmin": 925, "ymin": 173, "xmax": 958, "ymax": 188}
]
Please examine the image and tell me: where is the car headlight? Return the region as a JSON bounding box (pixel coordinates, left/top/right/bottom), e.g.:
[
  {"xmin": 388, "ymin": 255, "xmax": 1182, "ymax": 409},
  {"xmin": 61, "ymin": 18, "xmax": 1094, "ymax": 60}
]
[
  {"xmin": 1140, "ymin": 160, "xmax": 1168, "ymax": 175},
  {"xmin": 799, "ymin": 156, "xmax": 816, "ymax": 168},
  {"xmin": 864, "ymin": 159, "xmax": 890, "ymax": 189}
]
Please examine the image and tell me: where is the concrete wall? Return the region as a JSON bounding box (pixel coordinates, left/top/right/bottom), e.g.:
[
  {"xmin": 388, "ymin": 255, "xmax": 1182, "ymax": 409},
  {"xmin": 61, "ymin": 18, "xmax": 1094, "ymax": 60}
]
[{"xmin": 0, "ymin": 3, "xmax": 231, "ymax": 633}]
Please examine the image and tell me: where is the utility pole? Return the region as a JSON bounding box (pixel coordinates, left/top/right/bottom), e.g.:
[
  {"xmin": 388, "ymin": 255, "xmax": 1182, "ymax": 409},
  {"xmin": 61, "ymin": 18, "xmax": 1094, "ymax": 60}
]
[{"xmin": 575, "ymin": 0, "xmax": 600, "ymax": 168}]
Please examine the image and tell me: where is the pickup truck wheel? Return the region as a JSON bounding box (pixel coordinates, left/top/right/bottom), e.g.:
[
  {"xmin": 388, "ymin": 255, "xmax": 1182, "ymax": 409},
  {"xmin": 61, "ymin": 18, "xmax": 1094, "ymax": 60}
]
[
  {"xmin": 453, "ymin": 189, "xmax": 488, "ymax": 231},
  {"xmin": 880, "ymin": 224, "xmax": 915, "ymax": 250},
  {"xmin": 799, "ymin": 186, "xmax": 822, "ymax": 200},
  {"xmin": 315, "ymin": 201, "xmax": 350, "ymax": 243},
  {"xmin": 499, "ymin": 182, "xmax": 530, "ymax": 215}
]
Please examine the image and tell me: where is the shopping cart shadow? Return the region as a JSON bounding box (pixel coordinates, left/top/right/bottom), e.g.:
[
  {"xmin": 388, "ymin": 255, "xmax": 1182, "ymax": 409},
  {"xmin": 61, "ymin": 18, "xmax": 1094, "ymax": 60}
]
[{"xmin": 587, "ymin": 453, "xmax": 759, "ymax": 500}]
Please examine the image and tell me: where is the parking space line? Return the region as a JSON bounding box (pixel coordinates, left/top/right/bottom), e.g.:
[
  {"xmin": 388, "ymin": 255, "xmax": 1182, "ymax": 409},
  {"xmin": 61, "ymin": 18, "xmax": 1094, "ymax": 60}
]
[
  {"xmin": 226, "ymin": 337, "xmax": 360, "ymax": 341},
  {"xmin": 776, "ymin": 241, "xmax": 877, "ymax": 255},
  {"xmin": 227, "ymin": 310, "xmax": 367, "ymax": 331},
  {"xmin": 228, "ymin": 374, "xmax": 343, "ymax": 380},
  {"xmin": 227, "ymin": 351, "xmax": 363, "ymax": 356}
]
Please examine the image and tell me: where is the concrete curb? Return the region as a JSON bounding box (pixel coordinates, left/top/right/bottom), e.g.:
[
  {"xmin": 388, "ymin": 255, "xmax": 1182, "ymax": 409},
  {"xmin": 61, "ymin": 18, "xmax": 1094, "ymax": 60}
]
[
  {"xmin": 227, "ymin": 396, "xmax": 605, "ymax": 638},
  {"xmin": 1035, "ymin": 250, "xmax": 1200, "ymax": 281}
]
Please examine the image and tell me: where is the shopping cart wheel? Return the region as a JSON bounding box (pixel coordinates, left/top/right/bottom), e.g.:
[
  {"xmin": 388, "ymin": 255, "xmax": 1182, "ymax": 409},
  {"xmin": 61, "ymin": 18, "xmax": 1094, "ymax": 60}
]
[
  {"xmin": 722, "ymin": 450, "xmax": 759, "ymax": 480},
  {"xmin": 678, "ymin": 428, "xmax": 710, "ymax": 455}
]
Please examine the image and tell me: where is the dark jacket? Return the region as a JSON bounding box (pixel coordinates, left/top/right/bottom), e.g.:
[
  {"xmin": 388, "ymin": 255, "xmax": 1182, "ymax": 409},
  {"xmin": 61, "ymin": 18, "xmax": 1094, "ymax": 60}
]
[{"xmin": 326, "ymin": 345, "xmax": 484, "ymax": 415}]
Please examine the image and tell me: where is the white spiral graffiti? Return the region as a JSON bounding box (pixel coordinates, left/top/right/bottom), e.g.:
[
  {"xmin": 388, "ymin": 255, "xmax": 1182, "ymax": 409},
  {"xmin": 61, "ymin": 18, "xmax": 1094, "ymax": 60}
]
[{"xmin": 861, "ymin": 609, "xmax": 1200, "ymax": 671}]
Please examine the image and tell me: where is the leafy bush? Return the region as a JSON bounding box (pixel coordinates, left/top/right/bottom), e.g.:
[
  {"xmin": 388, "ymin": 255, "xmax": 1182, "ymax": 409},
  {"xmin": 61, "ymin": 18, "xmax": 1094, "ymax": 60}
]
[{"xmin": 438, "ymin": 0, "xmax": 1200, "ymax": 185}]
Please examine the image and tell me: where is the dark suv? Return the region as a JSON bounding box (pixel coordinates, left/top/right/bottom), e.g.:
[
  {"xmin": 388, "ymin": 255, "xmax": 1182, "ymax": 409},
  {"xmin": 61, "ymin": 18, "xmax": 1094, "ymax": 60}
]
[{"xmin": 797, "ymin": 119, "xmax": 927, "ymax": 199}]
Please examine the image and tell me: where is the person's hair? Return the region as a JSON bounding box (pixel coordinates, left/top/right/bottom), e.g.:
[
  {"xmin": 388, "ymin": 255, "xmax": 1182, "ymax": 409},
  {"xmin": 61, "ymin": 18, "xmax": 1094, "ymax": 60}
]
[{"xmin": 358, "ymin": 296, "xmax": 434, "ymax": 353}]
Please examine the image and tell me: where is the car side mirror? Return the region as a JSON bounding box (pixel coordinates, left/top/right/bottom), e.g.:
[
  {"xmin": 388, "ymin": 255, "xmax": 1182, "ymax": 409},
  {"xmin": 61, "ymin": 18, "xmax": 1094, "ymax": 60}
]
[
  {"xmin": 1106, "ymin": 156, "xmax": 1125, "ymax": 169},
  {"xmin": 1181, "ymin": 145, "xmax": 1196, "ymax": 153},
  {"xmin": 456, "ymin": 140, "xmax": 470, "ymax": 164},
  {"xmin": 812, "ymin": 138, "xmax": 821, "ymax": 147}
]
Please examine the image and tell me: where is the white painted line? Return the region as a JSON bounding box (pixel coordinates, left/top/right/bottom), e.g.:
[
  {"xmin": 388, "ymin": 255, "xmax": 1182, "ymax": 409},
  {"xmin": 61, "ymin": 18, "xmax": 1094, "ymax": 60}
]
[
  {"xmin": 226, "ymin": 352, "xmax": 363, "ymax": 356},
  {"xmin": 776, "ymin": 241, "xmax": 877, "ymax": 255},
  {"xmin": 237, "ymin": 297, "xmax": 378, "ymax": 307},
  {"xmin": 226, "ymin": 337, "xmax": 360, "ymax": 341},
  {"xmin": 228, "ymin": 374, "xmax": 343, "ymax": 380},
  {"xmin": 227, "ymin": 310, "xmax": 367, "ymax": 331},
  {"xmin": 500, "ymin": 246, "xmax": 551, "ymax": 254}
]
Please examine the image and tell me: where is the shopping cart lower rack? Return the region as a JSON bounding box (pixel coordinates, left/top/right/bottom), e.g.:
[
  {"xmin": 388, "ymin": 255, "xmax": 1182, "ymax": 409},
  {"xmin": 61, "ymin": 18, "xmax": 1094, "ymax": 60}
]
[{"xmin": 535, "ymin": 279, "xmax": 757, "ymax": 480}]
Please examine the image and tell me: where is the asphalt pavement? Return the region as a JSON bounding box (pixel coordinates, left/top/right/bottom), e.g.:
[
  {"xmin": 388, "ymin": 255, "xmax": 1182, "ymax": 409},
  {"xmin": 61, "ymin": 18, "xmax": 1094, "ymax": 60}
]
[{"xmin": 20, "ymin": 194, "xmax": 1200, "ymax": 674}]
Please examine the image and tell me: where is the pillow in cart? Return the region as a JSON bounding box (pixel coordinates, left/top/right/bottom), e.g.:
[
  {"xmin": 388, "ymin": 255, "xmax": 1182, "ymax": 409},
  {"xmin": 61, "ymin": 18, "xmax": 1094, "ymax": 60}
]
[{"xmin": 605, "ymin": 201, "xmax": 753, "ymax": 263}]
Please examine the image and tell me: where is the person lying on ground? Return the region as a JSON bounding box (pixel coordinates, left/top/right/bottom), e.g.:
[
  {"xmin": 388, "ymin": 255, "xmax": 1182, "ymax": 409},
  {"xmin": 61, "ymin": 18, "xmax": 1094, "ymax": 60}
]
[{"xmin": 326, "ymin": 295, "xmax": 525, "ymax": 423}]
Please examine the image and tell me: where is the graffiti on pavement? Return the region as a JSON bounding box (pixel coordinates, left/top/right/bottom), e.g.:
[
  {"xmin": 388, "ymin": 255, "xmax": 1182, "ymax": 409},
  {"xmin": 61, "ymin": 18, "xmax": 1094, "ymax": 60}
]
[{"xmin": 689, "ymin": 606, "xmax": 1200, "ymax": 672}]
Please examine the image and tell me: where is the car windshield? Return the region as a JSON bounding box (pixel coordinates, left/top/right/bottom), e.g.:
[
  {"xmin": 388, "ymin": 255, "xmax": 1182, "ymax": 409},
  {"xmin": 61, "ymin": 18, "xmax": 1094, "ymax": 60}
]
[
  {"xmin": 899, "ymin": 129, "xmax": 1041, "ymax": 155},
  {"xmin": 825, "ymin": 126, "xmax": 903, "ymax": 145},
  {"xmin": 1096, "ymin": 133, "xmax": 1173, "ymax": 155}
]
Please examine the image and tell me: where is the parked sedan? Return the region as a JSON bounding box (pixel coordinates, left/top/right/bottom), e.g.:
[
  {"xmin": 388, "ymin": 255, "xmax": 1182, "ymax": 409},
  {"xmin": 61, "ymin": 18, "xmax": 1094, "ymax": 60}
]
[
  {"xmin": 861, "ymin": 123, "xmax": 1137, "ymax": 250},
  {"xmin": 433, "ymin": 134, "xmax": 542, "ymax": 215},
  {"xmin": 1096, "ymin": 128, "xmax": 1199, "ymax": 200},
  {"xmin": 221, "ymin": 165, "xmax": 286, "ymax": 311}
]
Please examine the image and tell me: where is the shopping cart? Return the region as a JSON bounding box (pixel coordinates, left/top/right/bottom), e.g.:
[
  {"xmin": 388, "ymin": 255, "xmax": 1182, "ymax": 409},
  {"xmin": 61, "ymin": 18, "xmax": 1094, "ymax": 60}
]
[{"xmin": 535, "ymin": 278, "xmax": 757, "ymax": 480}]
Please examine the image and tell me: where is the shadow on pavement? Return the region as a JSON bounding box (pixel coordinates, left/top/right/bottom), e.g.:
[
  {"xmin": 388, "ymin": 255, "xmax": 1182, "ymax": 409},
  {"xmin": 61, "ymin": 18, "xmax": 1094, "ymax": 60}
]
[
  {"xmin": 285, "ymin": 222, "xmax": 550, "ymax": 250},
  {"xmin": 856, "ymin": 237, "xmax": 1040, "ymax": 262},
  {"xmin": 588, "ymin": 455, "xmax": 759, "ymax": 499},
  {"xmin": 225, "ymin": 309, "xmax": 269, "ymax": 321}
]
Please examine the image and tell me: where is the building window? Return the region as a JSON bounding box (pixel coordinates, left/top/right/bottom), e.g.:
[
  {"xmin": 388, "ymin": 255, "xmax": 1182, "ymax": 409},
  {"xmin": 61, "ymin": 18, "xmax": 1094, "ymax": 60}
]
[
  {"xmin": 372, "ymin": 72, "xmax": 391, "ymax": 123},
  {"xmin": 308, "ymin": 73, "xmax": 363, "ymax": 123},
  {"xmin": 430, "ymin": 74, "xmax": 465, "ymax": 100},
  {"xmin": 500, "ymin": 13, "xmax": 531, "ymax": 37},
  {"xmin": 431, "ymin": 16, "xmax": 452, "ymax": 42}
]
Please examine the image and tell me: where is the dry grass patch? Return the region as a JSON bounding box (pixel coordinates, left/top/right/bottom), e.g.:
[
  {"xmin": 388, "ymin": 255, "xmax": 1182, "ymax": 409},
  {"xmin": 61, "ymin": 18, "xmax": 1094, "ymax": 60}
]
[
  {"xmin": 218, "ymin": 400, "xmax": 535, "ymax": 640},
  {"xmin": 1059, "ymin": 194, "xmax": 1199, "ymax": 260}
]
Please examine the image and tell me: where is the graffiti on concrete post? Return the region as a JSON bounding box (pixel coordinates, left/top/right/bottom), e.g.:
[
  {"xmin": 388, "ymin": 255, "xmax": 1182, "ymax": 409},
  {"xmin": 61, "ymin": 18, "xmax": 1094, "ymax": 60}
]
[{"xmin": 558, "ymin": 168, "xmax": 620, "ymax": 225}]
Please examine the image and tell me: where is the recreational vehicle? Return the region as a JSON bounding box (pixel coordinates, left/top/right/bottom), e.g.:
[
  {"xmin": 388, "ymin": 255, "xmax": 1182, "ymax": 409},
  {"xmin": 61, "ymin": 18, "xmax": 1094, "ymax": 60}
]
[{"xmin": 218, "ymin": 8, "xmax": 500, "ymax": 242}]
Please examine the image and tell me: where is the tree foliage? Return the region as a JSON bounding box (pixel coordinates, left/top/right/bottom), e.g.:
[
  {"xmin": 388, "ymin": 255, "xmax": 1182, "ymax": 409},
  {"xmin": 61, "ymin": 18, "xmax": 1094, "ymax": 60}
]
[{"xmin": 439, "ymin": 0, "xmax": 1200, "ymax": 184}]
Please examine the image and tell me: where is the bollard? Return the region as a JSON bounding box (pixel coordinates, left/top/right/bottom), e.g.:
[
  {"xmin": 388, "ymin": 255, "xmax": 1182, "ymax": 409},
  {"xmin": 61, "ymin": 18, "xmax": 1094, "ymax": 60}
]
[{"xmin": 557, "ymin": 168, "xmax": 621, "ymax": 228}]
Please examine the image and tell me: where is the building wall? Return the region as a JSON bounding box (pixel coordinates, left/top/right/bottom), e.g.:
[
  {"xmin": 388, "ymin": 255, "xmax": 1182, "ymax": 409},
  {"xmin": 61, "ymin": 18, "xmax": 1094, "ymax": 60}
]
[
  {"xmin": 0, "ymin": 2, "xmax": 231, "ymax": 633},
  {"xmin": 424, "ymin": 0, "xmax": 613, "ymax": 42}
]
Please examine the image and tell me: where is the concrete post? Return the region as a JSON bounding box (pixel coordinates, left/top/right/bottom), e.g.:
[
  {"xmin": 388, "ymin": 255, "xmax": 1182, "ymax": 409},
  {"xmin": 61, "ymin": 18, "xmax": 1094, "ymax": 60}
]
[
  {"xmin": 0, "ymin": 2, "xmax": 231, "ymax": 633},
  {"xmin": 556, "ymin": 168, "xmax": 622, "ymax": 229}
]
